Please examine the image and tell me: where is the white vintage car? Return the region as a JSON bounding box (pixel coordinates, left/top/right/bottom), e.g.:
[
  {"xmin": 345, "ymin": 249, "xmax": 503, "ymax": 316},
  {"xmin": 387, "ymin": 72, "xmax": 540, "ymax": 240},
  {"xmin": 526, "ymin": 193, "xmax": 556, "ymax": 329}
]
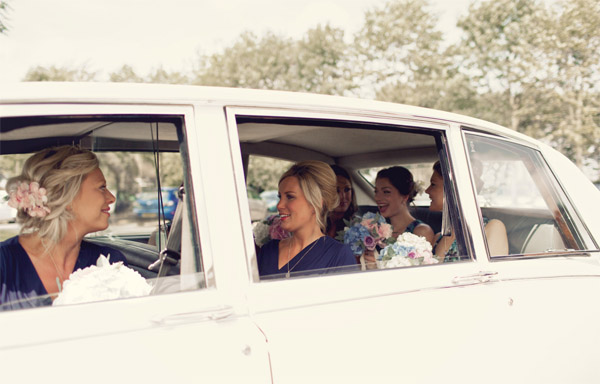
[{"xmin": 0, "ymin": 82, "xmax": 599, "ymax": 383}]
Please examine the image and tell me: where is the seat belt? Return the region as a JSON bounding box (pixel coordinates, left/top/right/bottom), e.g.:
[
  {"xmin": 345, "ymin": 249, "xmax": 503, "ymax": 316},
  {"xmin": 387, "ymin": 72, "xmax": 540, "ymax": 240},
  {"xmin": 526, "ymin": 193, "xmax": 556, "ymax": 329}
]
[{"xmin": 149, "ymin": 185, "xmax": 184, "ymax": 278}]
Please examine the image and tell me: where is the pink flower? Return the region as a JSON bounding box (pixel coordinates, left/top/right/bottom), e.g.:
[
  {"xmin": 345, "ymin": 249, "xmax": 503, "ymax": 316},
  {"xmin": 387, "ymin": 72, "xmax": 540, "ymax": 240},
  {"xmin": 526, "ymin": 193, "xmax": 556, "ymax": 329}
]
[
  {"xmin": 361, "ymin": 219, "xmax": 376, "ymax": 232},
  {"xmin": 269, "ymin": 216, "xmax": 290, "ymax": 240},
  {"xmin": 420, "ymin": 250, "xmax": 437, "ymax": 265},
  {"xmin": 7, "ymin": 181, "xmax": 51, "ymax": 218},
  {"xmin": 364, "ymin": 235, "xmax": 376, "ymax": 251},
  {"xmin": 377, "ymin": 223, "xmax": 393, "ymax": 240}
]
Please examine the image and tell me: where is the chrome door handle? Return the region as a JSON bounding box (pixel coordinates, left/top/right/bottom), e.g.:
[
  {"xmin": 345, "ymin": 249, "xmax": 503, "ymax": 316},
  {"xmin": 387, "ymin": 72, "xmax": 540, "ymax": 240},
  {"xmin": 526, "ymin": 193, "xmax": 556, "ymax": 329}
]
[
  {"xmin": 151, "ymin": 305, "xmax": 234, "ymax": 326},
  {"xmin": 452, "ymin": 271, "xmax": 498, "ymax": 285}
]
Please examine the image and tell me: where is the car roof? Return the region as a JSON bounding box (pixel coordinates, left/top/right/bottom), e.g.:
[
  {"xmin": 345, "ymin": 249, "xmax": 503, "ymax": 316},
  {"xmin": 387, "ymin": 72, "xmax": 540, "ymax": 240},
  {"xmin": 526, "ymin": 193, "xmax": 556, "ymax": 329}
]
[
  {"xmin": 0, "ymin": 82, "xmax": 526, "ymax": 136},
  {"xmin": 0, "ymin": 82, "xmax": 544, "ymax": 165}
]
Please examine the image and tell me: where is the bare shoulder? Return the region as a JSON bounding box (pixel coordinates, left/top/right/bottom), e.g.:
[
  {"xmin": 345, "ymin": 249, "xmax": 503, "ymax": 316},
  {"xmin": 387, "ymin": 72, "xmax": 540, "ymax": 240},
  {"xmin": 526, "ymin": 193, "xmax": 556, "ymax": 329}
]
[
  {"xmin": 485, "ymin": 218, "xmax": 507, "ymax": 233},
  {"xmin": 414, "ymin": 223, "xmax": 435, "ymax": 244}
]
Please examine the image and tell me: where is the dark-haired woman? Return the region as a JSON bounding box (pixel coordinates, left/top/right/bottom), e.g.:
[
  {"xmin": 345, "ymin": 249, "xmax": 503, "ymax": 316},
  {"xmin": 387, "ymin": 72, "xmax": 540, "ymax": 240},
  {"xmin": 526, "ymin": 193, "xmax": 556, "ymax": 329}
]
[{"xmin": 374, "ymin": 166, "xmax": 434, "ymax": 243}]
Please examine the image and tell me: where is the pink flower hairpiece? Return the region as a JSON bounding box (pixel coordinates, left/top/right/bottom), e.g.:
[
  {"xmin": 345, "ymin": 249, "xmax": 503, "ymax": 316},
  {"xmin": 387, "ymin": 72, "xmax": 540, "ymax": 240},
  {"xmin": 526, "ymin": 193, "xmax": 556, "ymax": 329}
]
[{"xmin": 7, "ymin": 181, "xmax": 51, "ymax": 218}]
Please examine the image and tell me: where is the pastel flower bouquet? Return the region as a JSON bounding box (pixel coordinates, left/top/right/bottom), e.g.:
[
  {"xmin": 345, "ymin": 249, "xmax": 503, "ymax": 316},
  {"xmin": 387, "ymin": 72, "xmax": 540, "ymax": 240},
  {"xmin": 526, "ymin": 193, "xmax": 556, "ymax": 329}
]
[
  {"xmin": 377, "ymin": 232, "xmax": 438, "ymax": 268},
  {"xmin": 337, "ymin": 212, "xmax": 395, "ymax": 256},
  {"xmin": 253, "ymin": 214, "xmax": 290, "ymax": 247}
]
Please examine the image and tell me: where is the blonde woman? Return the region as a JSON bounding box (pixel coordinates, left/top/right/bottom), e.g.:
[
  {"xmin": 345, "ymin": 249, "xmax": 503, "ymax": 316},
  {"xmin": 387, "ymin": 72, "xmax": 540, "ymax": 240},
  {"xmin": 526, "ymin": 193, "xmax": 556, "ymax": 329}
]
[
  {"xmin": 257, "ymin": 161, "xmax": 356, "ymax": 278},
  {"xmin": 0, "ymin": 146, "xmax": 126, "ymax": 310}
]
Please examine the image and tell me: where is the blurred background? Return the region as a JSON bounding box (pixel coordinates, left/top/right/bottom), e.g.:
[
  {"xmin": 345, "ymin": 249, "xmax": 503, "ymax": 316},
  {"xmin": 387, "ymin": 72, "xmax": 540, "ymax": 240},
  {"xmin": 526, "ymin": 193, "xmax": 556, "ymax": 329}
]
[{"xmin": 0, "ymin": 0, "xmax": 598, "ymax": 194}]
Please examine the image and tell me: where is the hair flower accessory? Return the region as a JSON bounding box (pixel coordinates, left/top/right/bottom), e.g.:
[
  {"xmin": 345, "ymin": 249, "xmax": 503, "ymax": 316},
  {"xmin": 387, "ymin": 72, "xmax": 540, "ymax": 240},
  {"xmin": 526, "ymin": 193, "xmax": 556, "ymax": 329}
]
[{"xmin": 7, "ymin": 181, "xmax": 51, "ymax": 217}]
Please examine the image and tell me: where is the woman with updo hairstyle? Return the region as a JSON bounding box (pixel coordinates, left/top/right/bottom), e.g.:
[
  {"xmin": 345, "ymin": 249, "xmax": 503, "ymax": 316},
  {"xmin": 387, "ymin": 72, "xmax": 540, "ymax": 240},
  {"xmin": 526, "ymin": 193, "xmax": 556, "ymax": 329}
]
[
  {"xmin": 326, "ymin": 164, "xmax": 358, "ymax": 239},
  {"xmin": 0, "ymin": 145, "xmax": 127, "ymax": 310},
  {"xmin": 360, "ymin": 166, "xmax": 435, "ymax": 268},
  {"xmin": 257, "ymin": 160, "xmax": 356, "ymax": 278},
  {"xmin": 374, "ymin": 166, "xmax": 434, "ymax": 242}
]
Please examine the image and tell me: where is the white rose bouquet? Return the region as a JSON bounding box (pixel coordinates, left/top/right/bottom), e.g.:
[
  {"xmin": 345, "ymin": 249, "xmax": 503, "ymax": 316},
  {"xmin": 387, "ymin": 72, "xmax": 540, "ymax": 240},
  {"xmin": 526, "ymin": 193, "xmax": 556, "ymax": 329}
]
[{"xmin": 53, "ymin": 254, "xmax": 152, "ymax": 305}]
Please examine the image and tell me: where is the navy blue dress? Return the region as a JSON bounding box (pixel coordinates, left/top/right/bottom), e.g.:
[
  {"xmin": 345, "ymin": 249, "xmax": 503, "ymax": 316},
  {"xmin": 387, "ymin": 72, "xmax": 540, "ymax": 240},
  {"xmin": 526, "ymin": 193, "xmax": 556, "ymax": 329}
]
[
  {"xmin": 258, "ymin": 236, "xmax": 357, "ymax": 278},
  {"xmin": 0, "ymin": 236, "xmax": 127, "ymax": 311}
]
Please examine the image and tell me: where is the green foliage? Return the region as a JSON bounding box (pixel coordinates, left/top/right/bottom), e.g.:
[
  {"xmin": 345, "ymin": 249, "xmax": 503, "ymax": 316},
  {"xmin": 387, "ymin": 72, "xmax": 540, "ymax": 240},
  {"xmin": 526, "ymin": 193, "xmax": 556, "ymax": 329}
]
[
  {"xmin": 23, "ymin": 65, "xmax": 98, "ymax": 82},
  {"xmin": 0, "ymin": 1, "xmax": 9, "ymax": 34},
  {"xmin": 193, "ymin": 25, "xmax": 354, "ymax": 95},
  {"xmin": 109, "ymin": 65, "xmax": 189, "ymax": 84},
  {"xmin": 109, "ymin": 65, "xmax": 144, "ymax": 83},
  {"xmin": 540, "ymin": 0, "xmax": 600, "ymax": 168},
  {"xmin": 247, "ymin": 156, "xmax": 293, "ymax": 193}
]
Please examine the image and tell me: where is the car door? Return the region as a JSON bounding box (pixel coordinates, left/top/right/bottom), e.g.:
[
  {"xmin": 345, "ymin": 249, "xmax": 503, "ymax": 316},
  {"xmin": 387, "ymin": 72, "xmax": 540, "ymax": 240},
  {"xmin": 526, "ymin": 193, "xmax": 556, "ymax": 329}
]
[
  {"xmin": 0, "ymin": 102, "xmax": 271, "ymax": 383},
  {"xmin": 227, "ymin": 108, "xmax": 505, "ymax": 383},
  {"xmin": 441, "ymin": 130, "xmax": 600, "ymax": 383}
]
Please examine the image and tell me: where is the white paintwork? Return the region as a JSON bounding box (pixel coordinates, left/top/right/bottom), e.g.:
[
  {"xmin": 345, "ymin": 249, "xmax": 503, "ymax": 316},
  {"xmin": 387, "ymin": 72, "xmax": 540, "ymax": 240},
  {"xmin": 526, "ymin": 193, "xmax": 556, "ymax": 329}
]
[{"xmin": 1, "ymin": 82, "xmax": 599, "ymax": 383}]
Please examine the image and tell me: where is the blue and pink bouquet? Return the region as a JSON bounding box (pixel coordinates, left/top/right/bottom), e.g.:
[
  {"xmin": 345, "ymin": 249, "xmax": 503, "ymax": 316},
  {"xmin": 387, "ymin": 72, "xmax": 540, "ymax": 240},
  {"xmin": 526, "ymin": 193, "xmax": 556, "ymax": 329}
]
[{"xmin": 337, "ymin": 212, "xmax": 395, "ymax": 256}]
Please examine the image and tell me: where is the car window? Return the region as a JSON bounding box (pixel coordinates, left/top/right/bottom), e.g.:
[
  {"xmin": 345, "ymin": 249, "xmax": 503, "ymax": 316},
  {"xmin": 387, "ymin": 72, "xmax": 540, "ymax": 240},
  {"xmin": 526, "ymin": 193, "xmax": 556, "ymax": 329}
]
[
  {"xmin": 464, "ymin": 132, "xmax": 595, "ymax": 257},
  {"xmin": 0, "ymin": 114, "xmax": 205, "ymax": 311},
  {"xmin": 236, "ymin": 115, "xmax": 469, "ymax": 280}
]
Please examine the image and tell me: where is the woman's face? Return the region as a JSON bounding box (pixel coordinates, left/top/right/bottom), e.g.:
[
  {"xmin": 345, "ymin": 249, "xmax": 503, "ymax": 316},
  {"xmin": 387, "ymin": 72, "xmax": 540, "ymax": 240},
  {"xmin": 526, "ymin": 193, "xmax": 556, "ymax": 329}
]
[
  {"xmin": 374, "ymin": 177, "xmax": 407, "ymax": 219},
  {"xmin": 277, "ymin": 176, "xmax": 317, "ymax": 233},
  {"xmin": 70, "ymin": 168, "xmax": 116, "ymax": 235},
  {"xmin": 334, "ymin": 175, "xmax": 352, "ymax": 214},
  {"xmin": 425, "ymin": 170, "xmax": 444, "ymax": 212}
]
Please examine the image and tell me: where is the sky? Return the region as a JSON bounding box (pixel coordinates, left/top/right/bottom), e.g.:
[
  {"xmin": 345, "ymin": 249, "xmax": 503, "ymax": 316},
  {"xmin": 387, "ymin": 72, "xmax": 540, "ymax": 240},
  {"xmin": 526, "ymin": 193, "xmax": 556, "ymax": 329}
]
[{"xmin": 0, "ymin": 0, "xmax": 473, "ymax": 83}]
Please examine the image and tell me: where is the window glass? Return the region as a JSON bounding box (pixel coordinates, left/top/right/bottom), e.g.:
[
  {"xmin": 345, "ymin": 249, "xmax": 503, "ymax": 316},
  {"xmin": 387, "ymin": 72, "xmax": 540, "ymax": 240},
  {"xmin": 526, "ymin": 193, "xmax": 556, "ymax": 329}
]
[
  {"xmin": 465, "ymin": 133, "xmax": 591, "ymax": 256},
  {"xmin": 246, "ymin": 155, "xmax": 294, "ymax": 222},
  {"xmin": 0, "ymin": 115, "xmax": 204, "ymax": 312},
  {"xmin": 358, "ymin": 163, "xmax": 435, "ymax": 207}
]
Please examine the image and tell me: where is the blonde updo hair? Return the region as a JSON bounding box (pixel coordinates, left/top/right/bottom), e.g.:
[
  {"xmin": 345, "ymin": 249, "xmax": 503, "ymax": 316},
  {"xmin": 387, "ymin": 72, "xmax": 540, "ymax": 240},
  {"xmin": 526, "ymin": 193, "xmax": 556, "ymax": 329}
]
[
  {"xmin": 6, "ymin": 145, "xmax": 100, "ymax": 243},
  {"xmin": 279, "ymin": 160, "xmax": 339, "ymax": 233}
]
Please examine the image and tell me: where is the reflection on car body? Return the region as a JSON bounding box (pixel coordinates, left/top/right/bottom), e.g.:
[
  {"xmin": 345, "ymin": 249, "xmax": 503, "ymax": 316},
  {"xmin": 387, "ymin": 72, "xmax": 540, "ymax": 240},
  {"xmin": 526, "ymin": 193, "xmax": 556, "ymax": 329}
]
[{"xmin": 0, "ymin": 82, "xmax": 599, "ymax": 384}]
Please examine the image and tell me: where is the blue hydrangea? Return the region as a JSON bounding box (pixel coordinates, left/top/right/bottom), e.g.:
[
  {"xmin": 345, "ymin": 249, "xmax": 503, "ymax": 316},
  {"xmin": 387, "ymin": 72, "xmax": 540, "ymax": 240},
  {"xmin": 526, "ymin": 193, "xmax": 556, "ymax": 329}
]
[
  {"xmin": 344, "ymin": 223, "xmax": 370, "ymax": 256},
  {"xmin": 362, "ymin": 211, "xmax": 377, "ymax": 221}
]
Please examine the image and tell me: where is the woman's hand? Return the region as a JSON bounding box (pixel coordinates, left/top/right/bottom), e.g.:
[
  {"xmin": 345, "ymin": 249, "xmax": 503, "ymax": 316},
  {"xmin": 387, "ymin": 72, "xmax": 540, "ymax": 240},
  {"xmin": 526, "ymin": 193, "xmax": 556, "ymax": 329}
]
[{"xmin": 363, "ymin": 249, "xmax": 378, "ymax": 270}]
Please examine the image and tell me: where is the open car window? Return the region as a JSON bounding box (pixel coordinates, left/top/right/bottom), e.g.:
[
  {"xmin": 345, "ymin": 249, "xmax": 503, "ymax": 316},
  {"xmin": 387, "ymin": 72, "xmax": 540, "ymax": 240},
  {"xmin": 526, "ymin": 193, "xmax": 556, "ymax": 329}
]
[
  {"xmin": 0, "ymin": 114, "xmax": 205, "ymax": 311},
  {"xmin": 237, "ymin": 114, "xmax": 471, "ymax": 280}
]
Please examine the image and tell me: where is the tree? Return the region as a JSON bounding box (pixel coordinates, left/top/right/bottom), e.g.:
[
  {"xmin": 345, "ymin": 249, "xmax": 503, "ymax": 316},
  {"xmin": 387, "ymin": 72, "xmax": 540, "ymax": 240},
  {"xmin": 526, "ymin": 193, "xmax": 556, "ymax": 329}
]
[
  {"xmin": 0, "ymin": 1, "xmax": 9, "ymax": 34},
  {"xmin": 193, "ymin": 31, "xmax": 295, "ymax": 89},
  {"xmin": 352, "ymin": 0, "xmax": 455, "ymax": 107},
  {"xmin": 193, "ymin": 25, "xmax": 354, "ymax": 95},
  {"xmin": 146, "ymin": 67, "xmax": 190, "ymax": 84},
  {"xmin": 456, "ymin": 0, "xmax": 549, "ymax": 132},
  {"xmin": 109, "ymin": 65, "xmax": 189, "ymax": 84},
  {"xmin": 540, "ymin": 0, "xmax": 600, "ymax": 169},
  {"xmin": 23, "ymin": 65, "xmax": 98, "ymax": 81},
  {"xmin": 109, "ymin": 65, "xmax": 144, "ymax": 83},
  {"xmin": 291, "ymin": 24, "xmax": 355, "ymax": 95}
]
